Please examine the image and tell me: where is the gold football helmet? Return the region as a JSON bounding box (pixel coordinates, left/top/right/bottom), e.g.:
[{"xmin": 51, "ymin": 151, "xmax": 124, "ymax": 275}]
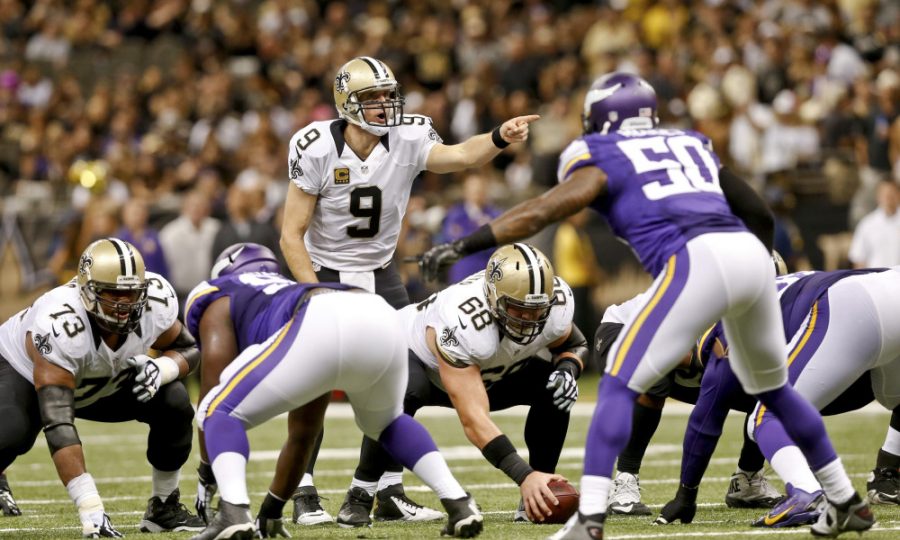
[
  {"xmin": 484, "ymin": 243, "xmax": 555, "ymax": 344},
  {"xmin": 772, "ymin": 250, "xmax": 788, "ymax": 276},
  {"xmin": 333, "ymin": 56, "xmax": 404, "ymax": 136},
  {"xmin": 77, "ymin": 238, "xmax": 148, "ymax": 334}
]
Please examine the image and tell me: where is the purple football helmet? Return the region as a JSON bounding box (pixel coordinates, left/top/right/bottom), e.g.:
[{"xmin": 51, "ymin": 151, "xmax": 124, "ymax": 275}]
[
  {"xmin": 211, "ymin": 243, "xmax": 280, "ymax": 278},
  {"xmin": 582, "ymin": 72, "xmax": 659, "ymax": 134}
]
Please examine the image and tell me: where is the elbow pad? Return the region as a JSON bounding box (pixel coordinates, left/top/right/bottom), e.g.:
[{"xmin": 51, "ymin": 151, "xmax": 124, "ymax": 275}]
[
  {"xmin": 37, "ymin": 385, "xmax": 81, "ymax": 454},
  {"xmin": 169, "ymin": 325, "xmax": 200, "ymax": 374}
]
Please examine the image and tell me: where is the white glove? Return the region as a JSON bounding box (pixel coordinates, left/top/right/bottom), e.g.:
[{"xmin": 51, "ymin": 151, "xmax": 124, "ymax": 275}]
[
  {"xmin": 81, "ymin": 511, "xmax": 123, "ymax": 538},
  {"xmin": 127, "ymin": 354, "xmax": 179, "ymax": 402},
  {"xmin": 195, "ymin": 472, "xmax": 217, "ymax": 524},
  {"xmin": 546, "ymin": 370, "xmax": 578, "ymax": 412}
]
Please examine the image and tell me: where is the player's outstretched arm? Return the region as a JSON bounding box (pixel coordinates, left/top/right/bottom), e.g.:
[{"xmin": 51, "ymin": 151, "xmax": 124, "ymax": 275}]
[
  {"xmin": 425, "ymin": 115, "xmax": 540, "ymax": 174},
  {"xmin": 419, "ymin": 166, "xmax": 606, "ymax": 282}
]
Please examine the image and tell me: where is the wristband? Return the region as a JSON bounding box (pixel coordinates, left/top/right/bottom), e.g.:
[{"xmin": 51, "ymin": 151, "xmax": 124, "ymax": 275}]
[
  {"xmin": 555, "ymin": 357, "xmax": 582, "ymax": 379},
  {"xmin": 676, "ymin": 484, "xmax": 699, "ymax": 503},
  {"xmin": 491, "ymin": 126, "xmax": 510, "ymax": 149},
  {"xmin": 155, "ymin": 356, "xmax": 181, "ymax": 386},
  {"xmin": 259, "ymin": 491, "xmax": 286, "ymax": 519},
  {"xmin": 459, "ymin": 224, "xmax": 498, "ymax": 256},
  {"xmin": 482, "ymin": 435, "xmax": 534, "ymax": 485}
]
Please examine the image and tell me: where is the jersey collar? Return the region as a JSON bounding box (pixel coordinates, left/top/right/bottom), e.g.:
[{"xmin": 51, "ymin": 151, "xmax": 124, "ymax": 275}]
[{"xmin": 330, "ymin": 119, "xmax": 390, "ymax": 156}]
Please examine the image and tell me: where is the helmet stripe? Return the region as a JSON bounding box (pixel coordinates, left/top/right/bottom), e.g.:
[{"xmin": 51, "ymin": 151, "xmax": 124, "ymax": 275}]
[
  {"xmin": 360, "ymin": 56, "xmax": 386, "ymax": 80},
  {"xmin": 107, "ymin": 237, "xmax": 132, "ymax": 276},
  {"xmin": 513, "ymin": 243, "xmax": 542, "ymax": 296}
]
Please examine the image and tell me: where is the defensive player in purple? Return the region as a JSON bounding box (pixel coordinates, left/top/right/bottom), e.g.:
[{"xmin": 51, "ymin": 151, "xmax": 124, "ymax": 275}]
[
  {"xmin": 656, "ymin": 267, "xmax": 900, "ymax": 532},
  {"xmin": 419, "ymin": 73, "xmax": 874, "ymax": 539},
  {"xmin": 184, "ymin": 244, "xmax": 482, "ymax": 540}
]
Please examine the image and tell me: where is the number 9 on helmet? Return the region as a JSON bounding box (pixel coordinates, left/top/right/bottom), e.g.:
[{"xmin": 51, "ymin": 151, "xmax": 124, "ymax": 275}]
[{"xmin": 483, "ymin": 243, "xmax": 556, "ymax": 345}]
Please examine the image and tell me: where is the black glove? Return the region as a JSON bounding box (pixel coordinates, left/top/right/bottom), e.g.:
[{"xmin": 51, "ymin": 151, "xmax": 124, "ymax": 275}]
[
  {"xmin": 195, "ymin": 462, "xmax": 218, "ymax": 525},
  {"xmin": 82, "ymin": 513, "xmax": 124, "ymax": 538},
  {"xmin": 419, "ymin": 241, "xmax": 465, "ymax": 282},
  {"xmin": 654, "ymin": 485, "xmax": 698, "ymax": 525},
  {"xmin": 256, "ymin": 492, "xmax": 290, "ymax": 538}
]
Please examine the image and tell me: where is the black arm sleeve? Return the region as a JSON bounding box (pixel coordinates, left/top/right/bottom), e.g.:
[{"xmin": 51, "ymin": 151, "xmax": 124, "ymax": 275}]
[{"xmin": 719, "ymin": 167, "xmax": 774, "ymax": 252}]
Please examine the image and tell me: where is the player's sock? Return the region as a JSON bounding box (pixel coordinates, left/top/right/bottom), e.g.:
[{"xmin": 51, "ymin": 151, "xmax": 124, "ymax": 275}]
[
  {"xmin": 212, "ymin": 452, "xmax": 250, "ymax": 505},
  {"xmin": 755, "ymin": 385, "xmax": 838, "ymax": 470},
  {"xmin": 298, "ymin": 473, "xmax": 314, "ymax": 488},
  {"xmin": 376, "ymin": 471, "xmax": 403, "ymax": 492},
  {"xmin": 738, "ymin": 415, "xmax": 766, "ymax": 473},
  {"xmin": 350, "ymin": 478, "xmax": 378, "ymax": 497},
  {"xmin": 580, "ymin": 475, "xmax": 612, "ymax": 515},
  {"xmin": 584, "ymin": 376, "xmax": 639, "ymax": 479},
  {"xmin": 378, "ymin": 414, "xmax": 465, "ymax": 500},
  {"xmin": 770, "ymin": 445, "xmax": 820, "ymax": 493},
  {"xmin": 813, "ymin": 458, "xmax": 855, "ymax": 505},
  {"xmin": 151, "ymin": 467, "xmax": 180, "ymax": 499},
  {"xmin": 876, "ymin": 411, "xmax": 900, "ymax": 469},
  {"xmin": 617, "ymin": 401, "xmax": 662, "ymax": 475}
]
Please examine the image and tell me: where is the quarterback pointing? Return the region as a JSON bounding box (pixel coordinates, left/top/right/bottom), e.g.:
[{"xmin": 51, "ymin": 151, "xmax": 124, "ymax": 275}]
[
  {"xmin": 276, "ymin": 55, "xmax": 538, "ymax": 524},
  {"xmin": 334, "ymin": 243, "xmax": 587, "ymax": 527},
  {"xmin": 0, "ymin": 238, "xmax": 204, "ymax": 537}
]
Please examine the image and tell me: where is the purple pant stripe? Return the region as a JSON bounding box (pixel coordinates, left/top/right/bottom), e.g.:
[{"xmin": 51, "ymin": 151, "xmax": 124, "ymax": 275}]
[
  {"xmin": 207, "ymin": 303, "xmax": 309, "ymax": 418},
  {"xmin": 612, "ymin": 249, "xmax": 692, "ymax": 383}
]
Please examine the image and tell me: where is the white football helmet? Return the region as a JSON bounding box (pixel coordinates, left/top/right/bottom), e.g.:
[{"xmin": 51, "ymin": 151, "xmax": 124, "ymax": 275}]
[
  {"xmin": 333, "ymin": 56, "xmax": 404, "ymax": 136},
  {"xmin": 484, "ymin": 243, "xmax": 555, "ymax": 345},
  {"xmin": 77, "ymin": 238, "xmax": 148, "ymax": 334}
]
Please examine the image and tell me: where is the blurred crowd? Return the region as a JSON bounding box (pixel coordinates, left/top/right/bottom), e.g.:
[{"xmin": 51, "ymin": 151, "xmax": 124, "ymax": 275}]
[{"xmin": 1, "ymin": 0, "xmax": 898, "ymax": 306}]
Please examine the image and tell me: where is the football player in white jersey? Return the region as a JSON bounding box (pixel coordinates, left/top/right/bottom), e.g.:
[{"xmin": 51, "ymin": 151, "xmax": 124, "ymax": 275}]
[
  {"xmin": 274, "ymin": 55, "xmax": 540, "ymax": 524},
  {"xmin": 332, "ymin": 243, "xmax": 589, "ymax": 527},
  {"xmin": 0, "ymin": 238, "xmax": 204, "ymax": 537}
]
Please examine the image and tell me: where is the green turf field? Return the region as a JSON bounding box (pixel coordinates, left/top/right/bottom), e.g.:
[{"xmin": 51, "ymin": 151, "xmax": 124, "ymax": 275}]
[{"xmin": 3, "ymin": 387, "xmax": 899, "ymax": 539}]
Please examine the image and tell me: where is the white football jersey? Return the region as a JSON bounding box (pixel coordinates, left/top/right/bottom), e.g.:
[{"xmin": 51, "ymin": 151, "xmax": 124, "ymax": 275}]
[
  {"xmin": 400, "ymin": 271, "xmax": 576, "ymax": 390},
  {"xmin": 0, "ymin": 272, "xmax": 178, "ymax": 408},
  {"xmin": 288, "ymin": 116, "xmax": 442, "ymax": 271}
]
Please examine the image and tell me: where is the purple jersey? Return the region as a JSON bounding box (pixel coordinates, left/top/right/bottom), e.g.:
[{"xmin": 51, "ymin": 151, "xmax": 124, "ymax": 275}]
[
  {"xmin": 557, "ymin": 129, "xmax": 746, "ymax": 275},
  {"xmin": 184, "ymin": 272, "xmax": 352, "ymax": 351}
]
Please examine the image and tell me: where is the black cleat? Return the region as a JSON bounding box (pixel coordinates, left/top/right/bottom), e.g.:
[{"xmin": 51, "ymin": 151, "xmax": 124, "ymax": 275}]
[
  {"xmin": 810, "ymin": 493, "xmax": 876, "ymax": 537},
  {"xmin": 866, "ymin": 467, "xmax": 900, "ymax": 505},
  {"xmin": 335, "ymin": 487, "xmax": 373, "ymax": 528},
  {"xmin": 291, "ymin": 486, "xmax": 333, "ymax": 525},
  {"xmin": 189, "ymin": 500, "xmax": 255, "ymax": 540},
  {"xmin": 0, "ymin": 473, "xmax": 21, "ymax": 516},
  {"xmin": 140, "ymin": 488, "xmax": 205, "ymax": 532},
  {"xmin": 374, "ymin": 484, "xmax": 443, "ymax": 522},
  {"xmin": 440, "ymin": 493, "xmax": 483, "ymax": 538}
]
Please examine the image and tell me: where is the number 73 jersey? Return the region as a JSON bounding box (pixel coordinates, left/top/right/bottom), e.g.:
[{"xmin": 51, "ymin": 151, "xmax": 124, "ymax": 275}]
[
  {"xmin": 400, "ymin": 271, "xmax": 576, "ymax": 390},
  {"xmin": 288, "ymin": 116, "xmax": 442, "ymax": 271},
  {"xmin": 0, "ymin": 272, "xmax": 178, "ymax": 406},
  {"xmin": 557, "ymin": 129, "xmax": 746, "ymax": 276}
]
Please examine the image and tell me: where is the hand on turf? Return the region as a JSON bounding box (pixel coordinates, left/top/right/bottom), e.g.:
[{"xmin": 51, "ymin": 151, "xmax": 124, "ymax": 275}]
[
  {"xmin": 256, "ymin": 513, "xmax": 291, "ymax": 538},
  {"xmin": 520, "ymin": 471, "xmax": 566, "ymax": 522},
  {"xmin": 195, "ymin": 475, "xmax": 217, "ymax": 525},
  {"xmin": 546, "ymin": 370, "xmax": 578, "ymax": 412},
  {"xmin": 81, "ymin": 511, "xmax": 123, "ymax": 538},
  {"xmin": 654, "ymin": 485, "xmax": 698, "ymax": 525}
]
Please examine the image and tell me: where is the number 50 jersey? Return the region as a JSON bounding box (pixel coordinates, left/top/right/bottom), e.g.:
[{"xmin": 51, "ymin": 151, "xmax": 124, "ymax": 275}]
[
  {"xmin": 558, "ymin": 129, "xmax": 746, "ymax": 276},
  {"xmin": 288, "ymin": 116, "xmax": 442, "ymax": 272},
  {"xmin": 400, "ymin": 272, "xmax": 576, "ymax": 390}
]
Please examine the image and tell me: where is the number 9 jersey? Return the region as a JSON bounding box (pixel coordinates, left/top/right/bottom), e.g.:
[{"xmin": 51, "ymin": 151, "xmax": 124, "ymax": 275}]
[
  {"xmin": 0, "ymin": 272, "xmax": 178, "ymax": 404},
  {"xmin": 288, "ymin": 115, "xmax": 442, "ymax": 272},
  {"xmin": 400, "ymin": 271, "xmax": 576, "ymax": 390},
  {"xmin": 557, "ymin": 129, "xmax": 746, "ymax": 276}
]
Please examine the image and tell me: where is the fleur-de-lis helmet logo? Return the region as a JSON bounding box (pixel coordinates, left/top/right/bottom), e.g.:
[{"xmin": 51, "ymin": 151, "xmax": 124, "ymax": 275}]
[
  {"xmin": 488, "ymin": 257, "xmax": 506, "ymax": 283},
  {"xmin": 335, "ymin": 71, "xmax": 351, "ymax": 95}
]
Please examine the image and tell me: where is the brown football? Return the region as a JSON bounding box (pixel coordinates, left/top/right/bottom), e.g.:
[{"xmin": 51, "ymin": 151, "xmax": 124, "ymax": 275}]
[{"xmin": 534, "ymin": 480, "xmax": 580, "ymax": 524}]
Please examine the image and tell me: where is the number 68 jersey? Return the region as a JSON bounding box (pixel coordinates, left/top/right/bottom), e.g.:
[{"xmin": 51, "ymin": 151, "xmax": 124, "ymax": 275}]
[
  {"xmin": 558, "ymin": 129, "xmax": 746, "ymax": 276},
  {"xmin": 400, "ymin": 272, "xmax": 575, "ymax": 390},
  {"xmin": 0, "ymin": 273, "xmax": 178, "ymax": 406}
]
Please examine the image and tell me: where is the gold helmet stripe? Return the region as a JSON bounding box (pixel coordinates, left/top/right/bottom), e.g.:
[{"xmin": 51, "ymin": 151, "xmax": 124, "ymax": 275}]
[
  {"xmin": 360, "ymin": 56, "xmax": 388, "ymax": 80},
  {"xmin": 108, "ymin": 237, "xmax": 135, "ymax": 277},
  {"xmin": 513, "ymin": 243, "xmax": 543, "ymax": 297}
]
